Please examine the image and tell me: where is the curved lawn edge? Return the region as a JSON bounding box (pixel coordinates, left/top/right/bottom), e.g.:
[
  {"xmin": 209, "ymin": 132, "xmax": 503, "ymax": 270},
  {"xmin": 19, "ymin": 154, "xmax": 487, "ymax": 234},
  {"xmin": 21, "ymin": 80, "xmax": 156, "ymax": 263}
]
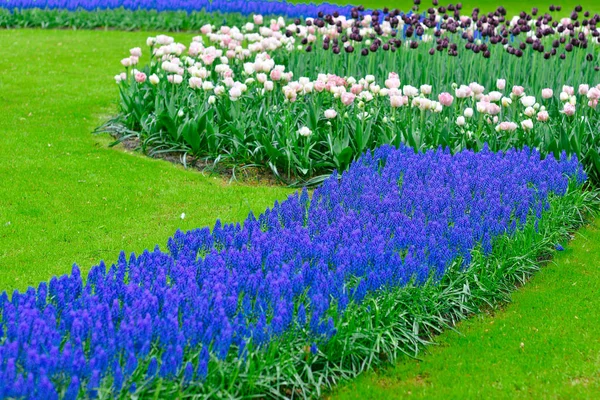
[
  {"xmin": 329, "ymin": 216, "xmax": 600, "ymax": 400},
  {"xmin": 133, "ymin": 182, "xmax": 598, "ymax": 398}
]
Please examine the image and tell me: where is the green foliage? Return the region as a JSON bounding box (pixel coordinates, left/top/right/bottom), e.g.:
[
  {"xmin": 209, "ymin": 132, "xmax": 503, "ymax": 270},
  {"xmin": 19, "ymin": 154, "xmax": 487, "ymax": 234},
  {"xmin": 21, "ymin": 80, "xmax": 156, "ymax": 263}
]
[
  {"xmin": 332, "ymin": 212, "xmax": 600, "ymax": 400},
  {"xmin": 79, "ymin": 182, "xmax": 598, "ymax": 399},
  {"xmin": 108, "ymin": 34, "xmax": 600, "ymax": 184},
  {"xmin": 0, "ymin": 7, "xmax": 266, "ymax": 31}
]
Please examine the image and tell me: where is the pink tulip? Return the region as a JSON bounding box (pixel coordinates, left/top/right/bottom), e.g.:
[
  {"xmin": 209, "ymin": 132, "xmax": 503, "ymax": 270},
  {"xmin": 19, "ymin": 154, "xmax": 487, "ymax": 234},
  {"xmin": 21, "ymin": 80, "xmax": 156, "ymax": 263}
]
[
  {"xmin": 270, "ymin": 69, "xmax": 282, "ymax": 81},
  {"xmin": 134, "ymin": 72, "xmax": 147, "ymax": 83},
  {"xmin": 562, "ymin": 103, "xmax": 576, "ymax": 116},
  {"xmin": 455, "ymin": 85, "xmax": 472, "ymax": 98},
  {"xmin": 537, "ymin": 111, "xmax": 549, "ymax": 121},
  {"xmin": 253, "ymin": 14, "xmax": 264, "ymax": 25},
  {"xmin": 487, "ymin": 103, "xmax": 501, "ymax": 115},
  {"xmin": 587, "ymin": 87, "xmax": 600, "ymax": 100},
  {"xmin": 129, "ymin": 47, "xmax": 142, "ymax": 57},
  {"xmin": 201, "ymin": 54, "xmax": 216, "ymax": 65},
  {"xmin": 314, "ymin": 80, "xmax": 326, "ymax": 92},
  {"xmin": 384, "ymin": 78, "xmax": 400, "ymax": 89},
  {"xmin": 200, "ymin": 24, "xmax": 212, "ymax": 35},
  {"xmin": 389, "ymin": 95, "xmax": 404, "ymax": 107},
  {"xmin": 579, "ymin": 84, "xmax": 590, "ymax": 95},
  {"xmin": 351, "ymin": 84, "xmax": 363, "ymax": 95},
  {"xmin": 541, "ymin": 88, "xmax": 553, "ymax": 99},
  {"xmin": 497, "ymin": 121, "xmax": 518, "ymax": 131},
  {"xmin": 438, "ymin": 92, "xmax": 454, "ymax": 106},
  {"xmin": 341, "ymin": 92, "xmax": 356, "ymax": 106},
  {"xmin": 562, "ymin": 85, "xmax": 575, "ymax": 96},
  {"xmin": 511, "ymin": 86, "xmax": 525, "ymax": 97}
]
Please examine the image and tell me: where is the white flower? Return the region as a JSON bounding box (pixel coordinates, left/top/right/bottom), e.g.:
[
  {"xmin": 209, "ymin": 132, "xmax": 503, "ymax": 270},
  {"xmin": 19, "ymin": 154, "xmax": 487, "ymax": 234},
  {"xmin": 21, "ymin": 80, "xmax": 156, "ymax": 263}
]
[
  {"xmin": 456, "ymin": 116, "xmax": 466, "ymax": 126},
  {"xmin": 208, "ymin": 95, "xmax": 216, "ymax": 104},
  {"xmin": 420, "ymin": 84, "xmax": 432, "ymax": 95},
  {"xmin": 264, "ymin": 81, "xmax": 274, "ymax": 91},
  {"xmin": 149, "ymin": 74, "xmax": 160, "ymax": 85},
  {"xmin": 180, "ymin": 213, "xmax": 186, "ymax": 219},
  {"xmin": 464, "ymin": 108, "xmax": 474, "ymax": 118},
  {"xmin": 243, "ymin": 62, "xmax": 256, "ymax": 75},
  {"xmin": 324, "ymin": 109, "xmax": 337, "ymax": 119},
  {"xmin": 521, "ymin": 119, "xmax": 534, "ymax": 130},
  {"xmin": 365, "ymin": 74, "xmax": 375, "ymax": 83},
  {"xmin": 520, "ymin": 96, "xmax": 536, "ymax": 107},
  {"xmin": 488, "ymin": 91, "xmax": 503, "ymax": 102},
  {"xmin": 202, "ymin": 81, "xmax": 214, "ymax": 91},
  {"xmin": 177, "ymin": 110, "xmax": 185, "ymax": 117},
  {"xmin": 560, "ymin": 91, "xmax": 570, "ymax": 101},
  {"xmin": 476, "ymin": 102, "xmax": 488, "ymax": 113},
  {"xmin": 298, "ymin": 126, "xmax": 312, "ymax": 137},
  {"xmin": 524, "ymin": 106, "xmax": 536, "ymax": 117},
  {"xmin": 229, "ymin": 86, "xmax": 242, "ymax": 100},
  {"xmin": 501, "ymin": 97, "xmax": 512, "ymax": 107},
  {"xmin": 256, "ymin": 73, "xmax": 267, "ymax": 83},
  {"xmin": 403, "ymin": 85, "xmax": 419, "ymax": 97}
]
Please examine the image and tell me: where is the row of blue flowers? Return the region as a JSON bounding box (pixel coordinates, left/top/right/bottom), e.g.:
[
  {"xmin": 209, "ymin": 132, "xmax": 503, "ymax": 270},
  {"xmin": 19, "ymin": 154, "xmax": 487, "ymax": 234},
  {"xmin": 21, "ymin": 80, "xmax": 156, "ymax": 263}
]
[
  {"xmin": 0, "ymin": 145, "xmax": 587, "ymax": 398},
  {"xmin": 0, "ymin": 0, "xmax": 357, "ymax": 18}
]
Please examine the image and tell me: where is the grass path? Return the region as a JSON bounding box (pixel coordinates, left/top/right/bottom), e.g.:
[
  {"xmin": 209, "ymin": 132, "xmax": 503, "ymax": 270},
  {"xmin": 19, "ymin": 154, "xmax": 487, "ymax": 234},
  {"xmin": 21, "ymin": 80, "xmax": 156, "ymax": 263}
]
[
  {"xmin": 0, "ymin": 29, "xmax": 292, "ymax": 292},
  {"xmin": 332, "ymin": 219, "xmax": 600, "ymax": 398}
]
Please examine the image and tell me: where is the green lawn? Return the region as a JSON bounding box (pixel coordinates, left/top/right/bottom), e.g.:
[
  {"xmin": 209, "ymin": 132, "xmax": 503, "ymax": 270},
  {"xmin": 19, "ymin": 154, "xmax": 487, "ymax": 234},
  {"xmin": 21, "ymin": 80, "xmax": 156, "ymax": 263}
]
[
  {"xmin": 0, "ymin": 29, "xmax": 293, "ymax": 292},
  {"xmin": 332, "ymin": 219, "xmax": 600, "ymax": 398}
]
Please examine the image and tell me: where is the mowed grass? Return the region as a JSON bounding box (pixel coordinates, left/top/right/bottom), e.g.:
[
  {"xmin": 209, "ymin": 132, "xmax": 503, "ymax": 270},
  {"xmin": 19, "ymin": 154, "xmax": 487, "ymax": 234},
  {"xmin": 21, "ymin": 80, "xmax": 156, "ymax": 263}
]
[
  {"xmin": 0, "ymin": 29, "xmax": 293, "ymax": 292},
  {"xmin": 331, "ymin": 219, "xmax": 600, "ymax": 399}
]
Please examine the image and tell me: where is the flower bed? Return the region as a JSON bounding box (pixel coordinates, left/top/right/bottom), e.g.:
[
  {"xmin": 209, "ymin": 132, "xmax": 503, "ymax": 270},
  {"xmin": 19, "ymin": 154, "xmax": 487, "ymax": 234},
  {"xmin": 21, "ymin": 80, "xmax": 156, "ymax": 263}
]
[
  {"xmin": 0, "ymin": 145, "xmax": 595, "ymax": 398},
  {"xmin": 0, "ymin": 0, "xmax": 354, "ymax": 30},
  {"xmin": 1, "ymin": 0, "xmax": 350, "ymax": 18},
  {"xmin": 108, "ymin": 11, "xmax": 600, "ymax": 182}
]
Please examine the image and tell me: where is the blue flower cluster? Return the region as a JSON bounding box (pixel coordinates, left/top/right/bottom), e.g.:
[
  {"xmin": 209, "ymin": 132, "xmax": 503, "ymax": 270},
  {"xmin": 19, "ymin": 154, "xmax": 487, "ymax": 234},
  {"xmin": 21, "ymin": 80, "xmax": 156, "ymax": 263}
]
[
  {"xmin": 1, "ymin": 0, "xmax": 356, "ymax": 18},
  {"xmin": 0, "ymin": 146, "xmax": 586, "ymax": 398}
]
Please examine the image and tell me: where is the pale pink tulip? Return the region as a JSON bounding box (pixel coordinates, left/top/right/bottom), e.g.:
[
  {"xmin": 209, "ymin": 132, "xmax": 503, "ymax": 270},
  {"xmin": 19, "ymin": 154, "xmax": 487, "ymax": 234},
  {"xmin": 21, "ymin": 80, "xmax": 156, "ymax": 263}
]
[
  {"xmin": 324, "ymin": 109, "xmax": 337, "ymax": 119},
  {"xmin": 130, "ymin": 47, "xmax": 142, "ymax": 57},
  {"xmin": 511, "ymin": 86, "xmax": 525, "ymax": 97},
  {"xmin": 134, "ymin": 72, "xmax": 147, "ymax": 83},
  {"xmin": 542, "ymin": 89, "xmax": 553, "ymax": 99},
  {"xmin": 253, "ymin": 14, "xmax": 264, "ymax": 25},
  {"xmin": 588, "ymin": 87, "xmax": 600, "ymax": 100},
  {"xmin": 351, "ymin": 84, "xmax": 363, "ymax": 95},
  {"xmin": 562, "ymin": 103, "xmax": 576, "ymax": 116},
  {"xmin": 341, "ymin": 92, "xmax": 356, "ymax": 106},
  {"xmin": 562, "ymin": 85, "xmax": 575, "ymax": 96},
  {"xmin": 438, "ymin": 92, "xmax": 454, "ymax": 106}
]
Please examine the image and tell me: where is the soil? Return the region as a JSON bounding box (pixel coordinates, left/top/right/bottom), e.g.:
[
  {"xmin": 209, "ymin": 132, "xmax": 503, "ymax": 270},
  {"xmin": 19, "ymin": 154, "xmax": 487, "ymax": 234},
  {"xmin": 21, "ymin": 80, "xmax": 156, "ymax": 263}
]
[{"xmin": 117, "ymin": 136, "xmax": 283, "ymax": 187}]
